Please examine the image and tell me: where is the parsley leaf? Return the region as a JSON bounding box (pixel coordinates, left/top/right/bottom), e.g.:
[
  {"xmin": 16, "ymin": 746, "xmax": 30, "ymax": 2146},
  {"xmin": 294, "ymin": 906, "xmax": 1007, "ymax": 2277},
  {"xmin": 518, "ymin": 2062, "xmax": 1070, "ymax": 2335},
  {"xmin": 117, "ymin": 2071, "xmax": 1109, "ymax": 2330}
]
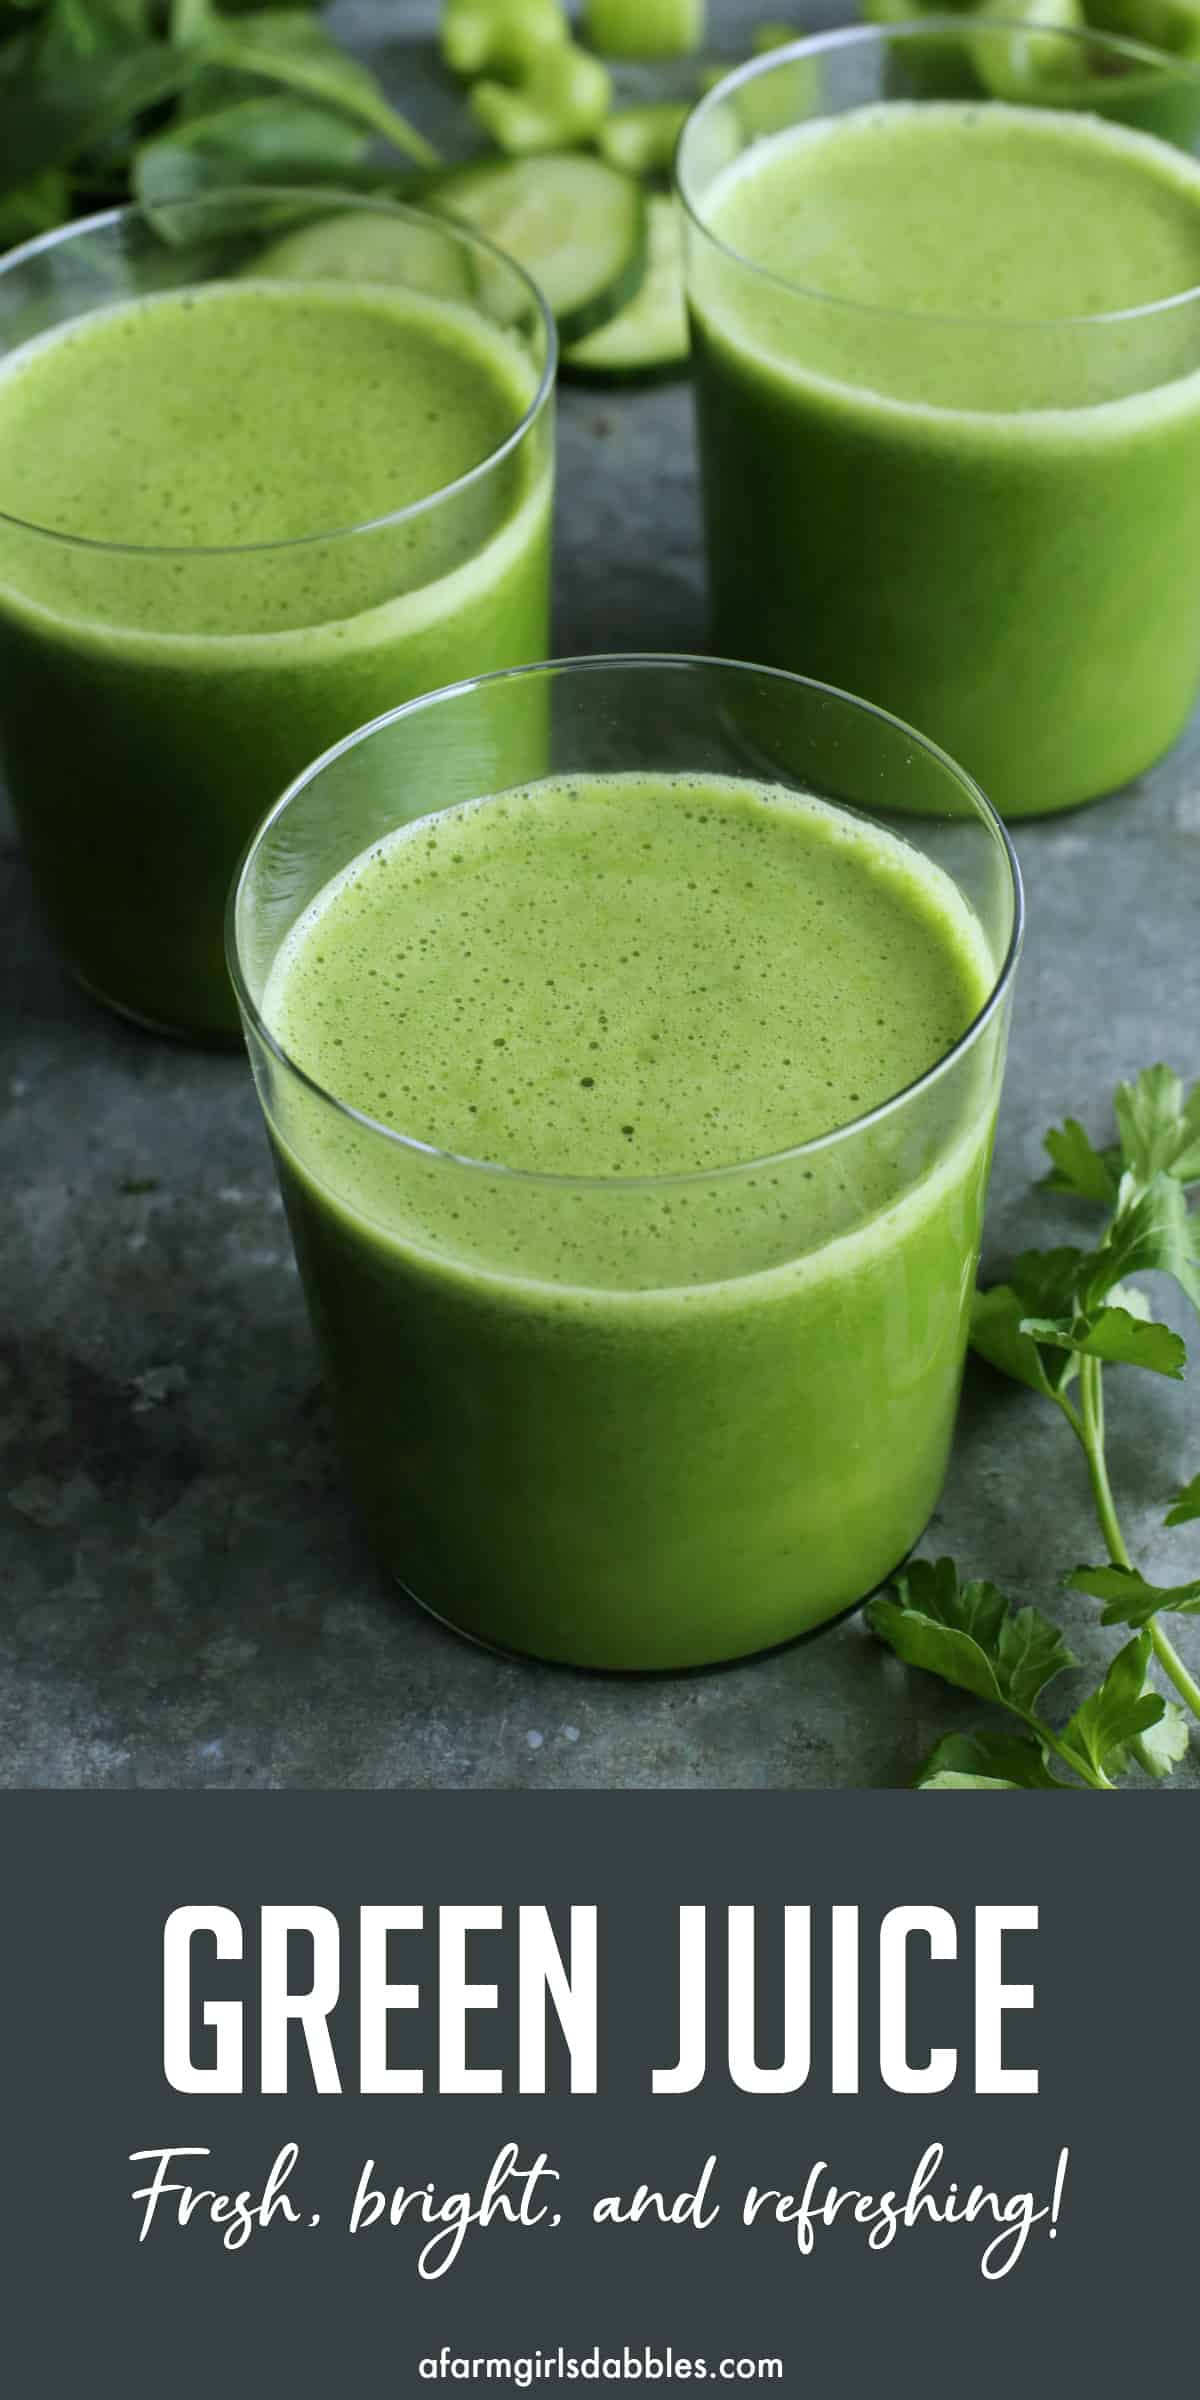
[
  {"xmin": 889, "ymin": 1072, "xmax": 1200, "ymax": 1786},
  {"xmin": 1056, "ymin": 1633, "xmax": 1166, "ymax": 1780},
  {"xmin": 1113, "ymin": 1066, "xmax": 1200, "ymax": 1187},
  {"xmin": 1041, "ymin": 1115, "xmax": 1120, "ymax": 1206},
  {"xmin": 970, "ymin": 1284, "xmax": 1060, "ymax": 1396},
  {"xmin": 1086, "ymin": 1172, "xmax": 1200, "ymax": 1317},
  {"xmin": 1010, "ymin": 1245, "xmax": 1091, "ymax": 1316},
  {"xmin": 871, "ymin": 1560, "xmax": 1186, "ymax": 1789},
  {"xmin": 1129, "ymin": 1703, "xmax": 1190, "ymax": 1780},
  {"xmin": 915, "ymin": 1730, "xmax": 1063, "ymax": 1791},
  {"xmin": 1165, "ymin": 1473, "xmax": 1200, "ymax": 1527},
  {"xmin": 970, "ymin": 1249, "xmax": 1091, "ymax": 1396},
  {"xmin": 1019, "ymin": 1305, "xmax": 1186, "ymax": 1380},
  {"xmin": 917, "ymin": 1771, "xmax": 1027, "ymax": 1789},
  {"xmin": 1066, "ymin": 1563, "xmax": 1200, "ymax": 1628},
  {"xmin": 867, "ymin": 1557, "xmax": 1075, "ymax": 1716}
]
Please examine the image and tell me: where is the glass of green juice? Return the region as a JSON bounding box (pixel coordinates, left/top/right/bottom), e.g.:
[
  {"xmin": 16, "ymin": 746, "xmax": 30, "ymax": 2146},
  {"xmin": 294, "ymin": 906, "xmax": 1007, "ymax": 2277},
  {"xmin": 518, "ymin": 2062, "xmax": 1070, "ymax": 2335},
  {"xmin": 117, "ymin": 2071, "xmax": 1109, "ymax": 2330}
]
[
  {"xmin": 677, "ymin": 21, "xmax": 1200, "ymax": 820},
  {"xmin": 0, "ymin": 189, "xmax": 555, "ymax": 1041},
  {"xmin": 228, "ymin": 654, "xmax": 1023, "ymax": 1672}
]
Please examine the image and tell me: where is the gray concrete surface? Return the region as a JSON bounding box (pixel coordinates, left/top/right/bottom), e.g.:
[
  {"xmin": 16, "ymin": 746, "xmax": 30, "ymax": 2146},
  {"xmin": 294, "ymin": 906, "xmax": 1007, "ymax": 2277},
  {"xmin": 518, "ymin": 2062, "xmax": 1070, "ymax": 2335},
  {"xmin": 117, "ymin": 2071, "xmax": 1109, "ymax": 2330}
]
[{"xmin": 2, "ymin": 3, "xmax": 1199, "ymax": 1788}]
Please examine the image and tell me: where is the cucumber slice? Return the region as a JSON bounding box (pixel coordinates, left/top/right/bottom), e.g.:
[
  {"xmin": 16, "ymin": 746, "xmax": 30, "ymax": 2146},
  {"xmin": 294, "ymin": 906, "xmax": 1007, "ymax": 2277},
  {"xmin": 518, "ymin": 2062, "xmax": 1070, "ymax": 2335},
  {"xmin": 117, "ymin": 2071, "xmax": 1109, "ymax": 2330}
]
[
  {"xmin": 429, "ymin": 152, "xmax": 648, "ymax": 343},
  {"xmin": 248, "ymin": 209, "xmax": 479, "ymax": 300},
  {"xmin": 564, "ymin": 196, "xmax": 688, "ymax": 384}
]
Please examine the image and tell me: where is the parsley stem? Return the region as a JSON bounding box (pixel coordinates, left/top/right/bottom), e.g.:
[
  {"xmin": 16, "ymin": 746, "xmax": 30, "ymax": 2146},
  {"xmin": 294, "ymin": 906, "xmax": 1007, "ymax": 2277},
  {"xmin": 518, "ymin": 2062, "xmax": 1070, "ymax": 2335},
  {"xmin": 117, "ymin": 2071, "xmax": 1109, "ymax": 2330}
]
[
  {"xmin": 1076, "ymin": 1357, "xmax": 1127, "ymax": 1565},
  {"xmin": 1075, "ymin": 1356, "xmax": 1200, "ymax": 1724},
  {"xmin": 1153, "ymin": 1624, "xmax": 1200, "ymax": 1721}
]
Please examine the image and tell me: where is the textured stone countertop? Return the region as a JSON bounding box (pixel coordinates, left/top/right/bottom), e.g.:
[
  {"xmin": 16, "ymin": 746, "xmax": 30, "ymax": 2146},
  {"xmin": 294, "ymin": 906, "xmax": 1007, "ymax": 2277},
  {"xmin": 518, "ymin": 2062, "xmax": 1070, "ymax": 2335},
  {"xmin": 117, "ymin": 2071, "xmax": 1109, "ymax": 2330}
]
[{"xmin": 2, "ymin": 2, "xmax": 1198, "ymax": 1789}]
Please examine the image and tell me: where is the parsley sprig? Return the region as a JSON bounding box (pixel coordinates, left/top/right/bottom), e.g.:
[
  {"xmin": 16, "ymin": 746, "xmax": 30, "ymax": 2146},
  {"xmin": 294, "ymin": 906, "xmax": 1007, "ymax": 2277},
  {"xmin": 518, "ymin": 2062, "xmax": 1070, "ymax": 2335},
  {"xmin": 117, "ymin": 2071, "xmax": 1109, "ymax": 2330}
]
[{"xmin": 869, "ymin": 1067, "xmax": 1200, "ymax": 1788}]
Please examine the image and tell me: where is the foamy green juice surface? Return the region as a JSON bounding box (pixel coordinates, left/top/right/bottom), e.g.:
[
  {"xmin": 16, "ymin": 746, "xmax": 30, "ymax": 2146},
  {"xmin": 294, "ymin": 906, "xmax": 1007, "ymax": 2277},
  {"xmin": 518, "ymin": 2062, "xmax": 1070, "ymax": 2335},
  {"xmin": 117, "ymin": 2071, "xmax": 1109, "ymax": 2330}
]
[
  {"xmin": 688, "ymin": 100, "xmax": 1200, "ymax": 815},
  {"xmin": 263, "ymin": 771, "xmax": 1003, "ymax": 1667},
  {"xmin": 0, "ymin": 275, "xmax": 551, "ymax": 1035}
]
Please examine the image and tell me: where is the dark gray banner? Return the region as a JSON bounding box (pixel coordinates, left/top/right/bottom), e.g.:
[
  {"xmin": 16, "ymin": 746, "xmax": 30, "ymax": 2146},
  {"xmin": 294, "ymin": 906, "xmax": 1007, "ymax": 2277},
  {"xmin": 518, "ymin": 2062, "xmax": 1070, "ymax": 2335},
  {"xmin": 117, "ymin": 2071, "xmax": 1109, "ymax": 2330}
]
[{"xmin": 1, "ymin": 1794, "xmax": 1187, "ymax": 2393}]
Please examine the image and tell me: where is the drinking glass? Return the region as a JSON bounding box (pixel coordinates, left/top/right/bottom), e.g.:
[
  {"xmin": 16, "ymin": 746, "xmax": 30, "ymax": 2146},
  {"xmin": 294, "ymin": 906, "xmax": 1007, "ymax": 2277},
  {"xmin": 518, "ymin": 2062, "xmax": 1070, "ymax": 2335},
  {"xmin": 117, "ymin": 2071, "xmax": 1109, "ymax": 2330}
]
[
  {"xmin": 230, "ymin": 655, "xmax": 1023, "ymax": 1671},
  {"xmin": 0, "ymin": 189, "xmax": 555, "ymax": 1039},
  {"xmin": 677, "ymin": 22, "xmax": 1200, "ymax": 817}
]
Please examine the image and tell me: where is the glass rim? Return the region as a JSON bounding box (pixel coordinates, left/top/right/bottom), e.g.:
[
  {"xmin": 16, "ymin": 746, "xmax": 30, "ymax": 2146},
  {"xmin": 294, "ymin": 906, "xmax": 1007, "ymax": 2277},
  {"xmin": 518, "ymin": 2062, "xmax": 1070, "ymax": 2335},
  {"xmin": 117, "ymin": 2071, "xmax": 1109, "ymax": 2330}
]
[
  {"xmin": 675, "ymin": 18, "xmax": 1200, "ymax": 335},
  {"xmin": 227, "ymin": 651, "xmax": 1025, "ymax": 1195},
  {"xmin": 0, "ymin": 185, "xmax": 557, "ymax": 561}
]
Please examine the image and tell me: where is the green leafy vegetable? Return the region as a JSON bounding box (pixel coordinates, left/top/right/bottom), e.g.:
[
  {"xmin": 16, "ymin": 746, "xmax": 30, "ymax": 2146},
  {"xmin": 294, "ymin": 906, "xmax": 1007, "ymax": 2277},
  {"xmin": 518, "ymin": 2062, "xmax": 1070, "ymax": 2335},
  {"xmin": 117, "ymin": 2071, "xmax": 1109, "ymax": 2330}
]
[
  {"xmin": 1113, "ymin": 1065, "xmax": 1200, "ymax": 1186},
  {"xmin": 0, "ymin": 36, "xmax": 201, "ymax": 197},
  {"xmin": 917, "ymin": 1771, "xmax": 1029, "ymax": 1789},
  {"xmin": 970, "ymin": 1281, "xmax": 1062, "ymax": 1397},
  {"xmin": 869, "ymin": 1560, "xmax": 1161, "ymax": 1789},
  {"xmin": 1010, "ymin": 1245, "xmax": 1093, "ymax": 1317},
  {"xmin": 915, "ymin": 1728, "xmax": 1064, "ymax": 1791},
  {"xmin": 1056, "ymin": 1632, "xmax": 1165, "ymax": 1778},
  {"xmin": 0, "ymin": 0, "xmax": 437, "ymax": 232},
  {"xmin": 1020, "ymin": 1305, "xmax": 1186, "ymax": 1379},
  {"xmin": 1036, "ymin": 1068, "xmax": 1200, "ymax": 1299},
  {"xmin": 191, "ymin": 7, "xmax": 438, "ymax": 164},
  {"xmin": 1128, "ymin": 1701, "xmax": 1191, "ymax": 1778},
  {"xmin": 1088, "ymin": 1172, "xmax": 1200, "ymax": 1314},
  {"xmin": 882, "ymin": 1068, "xmax": 1200, "ymax": 1789},
  {"xmin": 1041, "ymin": 1114, "xmax": 1121, "ymax": 1205},
  {"xmin": 1066, "ymin": 1562, "xmax": 1200, "ymax": 1626},
  {"xmin": 0, "ymin": 165, "xmax": 68, "ymax": 242},
  {"xmin": 1165, "ymin": 1472, "xmax": 1200, "ymax": 1527},
  {"xmin": 868, "ymin": 1558, "xmax": 1074, "ymax": 1715},
  {"xmin": 134, "ymin": 92, "xmax": 370, "ymax": 205}
]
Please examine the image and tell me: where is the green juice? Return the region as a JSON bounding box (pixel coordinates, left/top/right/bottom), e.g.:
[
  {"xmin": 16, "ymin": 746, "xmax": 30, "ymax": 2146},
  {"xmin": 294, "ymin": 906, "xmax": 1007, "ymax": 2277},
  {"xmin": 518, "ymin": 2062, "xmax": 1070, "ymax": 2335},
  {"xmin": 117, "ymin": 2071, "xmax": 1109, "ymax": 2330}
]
[
  {"xmin": 688, "ymin": 101, "xmax": 1200, "ymax": 817},
  {"xmin": 0, "ymin": 275, "xmax": 551, "ymax": 1038},
  {"xmin": 263, "ymin": 770, "xmax": 1000, "ymax": 1670}
]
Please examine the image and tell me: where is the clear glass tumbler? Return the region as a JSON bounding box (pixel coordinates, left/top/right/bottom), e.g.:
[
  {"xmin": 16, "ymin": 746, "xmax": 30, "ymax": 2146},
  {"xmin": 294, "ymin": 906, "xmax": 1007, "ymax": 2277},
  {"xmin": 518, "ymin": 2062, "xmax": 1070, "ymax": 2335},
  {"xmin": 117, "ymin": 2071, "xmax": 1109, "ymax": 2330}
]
[
  {"xmin": 677, "ymin": 22, "xmax": 1200, "ymax": 818},
  {"xmin": 229, "ymin": 655, "xmax": 1023, "ymax": 1672},
  {"xmin": 0, "ymin": 189, "xmax": 555, "ymax": 1040}
]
